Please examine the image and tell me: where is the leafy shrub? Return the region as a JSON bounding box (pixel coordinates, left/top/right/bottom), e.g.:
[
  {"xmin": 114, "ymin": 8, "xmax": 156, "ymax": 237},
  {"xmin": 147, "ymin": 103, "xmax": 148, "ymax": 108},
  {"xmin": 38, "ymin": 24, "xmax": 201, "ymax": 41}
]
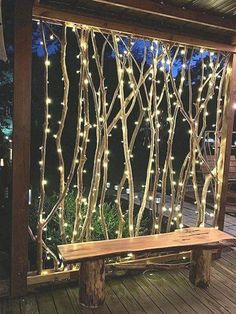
[{"xmin": 29, "ymin": 191, "xmax": 151, "ymax": 258}]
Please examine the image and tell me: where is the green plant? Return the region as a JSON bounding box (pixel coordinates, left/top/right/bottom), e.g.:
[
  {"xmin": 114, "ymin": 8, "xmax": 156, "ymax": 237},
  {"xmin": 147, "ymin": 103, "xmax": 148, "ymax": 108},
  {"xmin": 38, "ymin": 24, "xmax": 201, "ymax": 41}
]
[{"xmin": 29, "ymin": 190, "xmax": 151, "ymax": 260}]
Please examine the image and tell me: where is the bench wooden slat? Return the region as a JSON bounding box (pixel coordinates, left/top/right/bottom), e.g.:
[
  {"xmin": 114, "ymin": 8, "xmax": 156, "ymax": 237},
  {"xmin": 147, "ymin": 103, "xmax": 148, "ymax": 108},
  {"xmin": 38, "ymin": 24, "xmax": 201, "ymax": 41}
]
[{"xmin": 58, "ymin": 228, "xmax": 234, "ymax": 264}]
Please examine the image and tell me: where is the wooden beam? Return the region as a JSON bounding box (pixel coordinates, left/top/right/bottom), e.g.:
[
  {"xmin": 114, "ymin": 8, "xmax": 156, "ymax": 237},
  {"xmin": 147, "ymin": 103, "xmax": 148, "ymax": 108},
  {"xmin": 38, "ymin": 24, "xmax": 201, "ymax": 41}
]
[
  {"xmin": 92, "ymin": 0, "xmax": 236, "ymax": 33},
  {"xmin": 217, "ymin": 54, "xmax": 236, "ymax": 231},
  {"xmin": 32, "ymin": 4, "xmax": 236, "ymax": 53},
  {"xmin": 11, "ymin": 0, "xmax": 33, "ymax": 297},
  {"xmin": 27, "ymin": 268, "xmax": 79, "ymax": 286}
]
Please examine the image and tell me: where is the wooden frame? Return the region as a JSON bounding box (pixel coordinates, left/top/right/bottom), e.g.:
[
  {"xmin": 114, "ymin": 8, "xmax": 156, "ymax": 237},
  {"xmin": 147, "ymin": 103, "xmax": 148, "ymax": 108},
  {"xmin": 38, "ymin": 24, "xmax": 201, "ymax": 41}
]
[
  {"xmin": 11, "ymin": 0, "xmax": 236, "ymax": 297},
  {"xmin": 11, "ymin": 0, "xmax": 33, "ymax": 297},
  {"xmin": 93, "ymin": 0, "xmax": 236, "ymax": 33},
  {"xmin": 32, "ymin": 4, "xmax": 236, "ymax": 53}
]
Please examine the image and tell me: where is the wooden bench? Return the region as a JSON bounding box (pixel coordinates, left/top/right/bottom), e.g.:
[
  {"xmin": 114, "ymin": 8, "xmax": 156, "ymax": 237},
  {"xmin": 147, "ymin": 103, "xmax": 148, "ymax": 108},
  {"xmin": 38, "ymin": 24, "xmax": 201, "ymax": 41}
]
[{"xmin": 58, "ymin": 227, "xmax": 235, "ymax": 308}]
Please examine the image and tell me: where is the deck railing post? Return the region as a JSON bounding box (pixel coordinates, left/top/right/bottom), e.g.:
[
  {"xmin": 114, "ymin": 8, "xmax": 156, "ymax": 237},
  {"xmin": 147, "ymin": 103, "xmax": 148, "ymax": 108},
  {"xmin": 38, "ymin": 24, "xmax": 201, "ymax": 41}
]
[{"xmin": 11, "ymin": 0, "xmax": 33, "ymax": 297}]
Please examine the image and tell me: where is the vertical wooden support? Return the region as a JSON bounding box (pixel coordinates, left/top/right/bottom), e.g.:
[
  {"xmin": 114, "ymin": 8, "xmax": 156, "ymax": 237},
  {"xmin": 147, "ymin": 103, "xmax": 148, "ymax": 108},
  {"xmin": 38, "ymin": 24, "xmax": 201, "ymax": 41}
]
[
  {"xmin": 11, "ymin": 0, "xmax": 33, "ymax": 297},
  {"xmin": 189, "ymin": 249, "xmax": 212, "ymax": 288},
  {"xmin": 217, "ymin": 53, "xmax": 236, "ymax": 231},
  {"xmin": 79, "ymin": 259, "xmax": 105, "ymax": 308}
]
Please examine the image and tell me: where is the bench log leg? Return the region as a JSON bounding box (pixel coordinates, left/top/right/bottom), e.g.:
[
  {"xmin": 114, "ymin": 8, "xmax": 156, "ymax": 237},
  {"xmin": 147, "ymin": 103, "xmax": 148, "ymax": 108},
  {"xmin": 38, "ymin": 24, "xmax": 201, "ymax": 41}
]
[
  {"xmin": 189, "ymin": 249, "xmax": 212, "ymax": 288},
  {"xmin": 79, "ymin": 259, "xmax": 105, "ymax": 308}
]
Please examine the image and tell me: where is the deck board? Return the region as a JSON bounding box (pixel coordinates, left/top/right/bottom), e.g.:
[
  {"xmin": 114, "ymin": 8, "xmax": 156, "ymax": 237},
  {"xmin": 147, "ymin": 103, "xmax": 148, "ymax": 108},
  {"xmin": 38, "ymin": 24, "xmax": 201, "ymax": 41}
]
[
  {"xmin": 122, "ymin": 277, "xmax": 159, "ymax": 313},
  {"xmin": 1, "ymin": 250, "xmax": 236, "ymax": 313},
  {"xmin": 133, "ymin": 274, "xmax": 179, "ymax": 313},
  {"xmin": 104, "ymin": 283, "xmax": 127, "ymax": 314},
  {"xmin": 181, "ymin": 268, "xmax": 236, "ymax": 313},
  {"xmin": 36, "ymin": 288, "xmax": 57, "ymax": 314},
  {"xmin": 144, "ymin": 271, "xmax": 196, "ymax": 314},
  {"xmin": 162, "ymin": 272, "xmax": 213, "ymax": 314},
  {"xmin": 170, "ymin": 271, "xmax": 224, "ymax": 314},
  {"xmin": 52, "ymin": 287, "xmax": 75, "ymax": 314},
  {"xmin": 108, "ymin": 278, "xmax": 144, "ymax": 313},
  {"xmin": 1, "ymin": 298, "xmax": 21, "ymax": 314},
  {"xmin": 20, "ymin": 295, "xmax": 39, "ymax": 314}
]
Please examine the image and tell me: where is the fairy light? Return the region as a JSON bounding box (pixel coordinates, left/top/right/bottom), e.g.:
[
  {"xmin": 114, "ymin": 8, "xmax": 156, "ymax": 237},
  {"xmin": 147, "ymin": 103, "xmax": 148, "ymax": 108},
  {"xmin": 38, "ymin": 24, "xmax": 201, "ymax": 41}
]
[
  {"xmin": 45, "ymin": 60, "xmax": 51, "ymax": 66},
  {"xmin": 46, "ymin": 98, "xmax": 51, "ymax": 105},
  {"xmin": 32, "ymin": 31, "xmax": 226, "ymax": 274}
]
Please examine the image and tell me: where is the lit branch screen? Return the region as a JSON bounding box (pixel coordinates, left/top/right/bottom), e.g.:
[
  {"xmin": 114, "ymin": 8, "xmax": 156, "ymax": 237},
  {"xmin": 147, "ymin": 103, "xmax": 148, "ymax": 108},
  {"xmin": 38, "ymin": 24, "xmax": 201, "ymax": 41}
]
[{"xmin": 29, "ymin": 22, "xmax": 230, "ymax": 274}]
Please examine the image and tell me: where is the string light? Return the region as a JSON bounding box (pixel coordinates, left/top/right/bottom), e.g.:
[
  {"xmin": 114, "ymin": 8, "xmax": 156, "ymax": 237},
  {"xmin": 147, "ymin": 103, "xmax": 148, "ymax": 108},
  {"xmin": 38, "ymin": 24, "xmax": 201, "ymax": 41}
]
[{"xmin": 32, "ymin": 29, "xmax": 226, "ymax": 273}]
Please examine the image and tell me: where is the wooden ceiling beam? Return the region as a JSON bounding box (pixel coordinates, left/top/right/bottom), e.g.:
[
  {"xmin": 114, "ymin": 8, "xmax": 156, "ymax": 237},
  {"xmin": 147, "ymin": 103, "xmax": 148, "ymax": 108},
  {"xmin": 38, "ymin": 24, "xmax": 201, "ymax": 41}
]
[
  {"xmin": 33, "ymin": 4, "xmax": 236, "ymax": 53},
  {"xmin": 92, "ymin": 0, "xmax": 236, "ymax": 33}
]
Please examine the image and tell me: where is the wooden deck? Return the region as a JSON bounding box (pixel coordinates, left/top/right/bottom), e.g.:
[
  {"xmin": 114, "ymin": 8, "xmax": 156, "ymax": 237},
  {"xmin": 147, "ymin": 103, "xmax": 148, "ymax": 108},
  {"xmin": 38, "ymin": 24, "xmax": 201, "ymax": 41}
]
[
  {"xmin": 121, "ymin": 193, "xmax": 236, "ymax": 237},
  {"xmin": 1, "ymin": 249, "xmax": 236, "ymax": 313},
  {"xmin": 181, "ymin": 201, "xmax": 236, "ymax": 237}
]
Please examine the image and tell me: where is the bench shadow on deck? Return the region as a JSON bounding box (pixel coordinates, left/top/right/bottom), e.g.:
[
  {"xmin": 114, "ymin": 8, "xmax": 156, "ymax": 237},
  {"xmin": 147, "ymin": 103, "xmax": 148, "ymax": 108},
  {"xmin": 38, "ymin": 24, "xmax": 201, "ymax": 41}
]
[{"xmin": 1, "ymin": 250, "xmax": 236, "ymax": 314}]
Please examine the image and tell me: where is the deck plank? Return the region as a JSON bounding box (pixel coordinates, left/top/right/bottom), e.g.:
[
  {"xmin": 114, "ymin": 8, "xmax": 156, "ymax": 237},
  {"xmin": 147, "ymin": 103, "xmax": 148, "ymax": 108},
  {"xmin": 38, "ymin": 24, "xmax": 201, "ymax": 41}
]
[
  {"xmin": 104, "ymin": 279, "xmax": 127, "ymax": 314},
  {"xmin": 20, "ymin": 295, "xmax": 39, "ymax": 314},
  {"xmin": 163, "ymin": 271, "xmax": 213, "ymax": 314},
  {"xmin": 212, "ymin": 269, "xmax": 236, "ymax": 294},
  {"xmin": 108, "ymin": 278, "xmax": 144, "ymax": 313},
  {"xmin": 171, "ymin": 271, "xmax": 226, "ymax": 314},
  {"xmin": 122, "ymin": 276, "xmax": 160, "ymax": 313},
  {"xmin": 144, "ymin": 270, "xmax": 196, "ymax": 313},
  {"xmin": 36, "ymin": 288, "xmax": 57, "ymax": 314},
  {"xmin": 1, "ymin": 299, "xmax": 21, "ymax": 314},
  {"xmin": 221, "ymin": 253, "xmax": 236, "ymax": 267},
  {"xmin": 181, "ymin": 268, "xmax": 236, "ymax": 313},
  {"xmin": 52, "ymin": 287, "xmax": 75, "ymax": 314},
  {"xmin": 214, "ymin": 262, "xmax": 236, "ymax": 283},
  {"xmin": 92, "ymin": 302, "xmax": 110, "ymax": 314},
  {"xmin": 66, "ymin": 285, "xmax": 89, "ymax": 314},
  {"xmin": 134, "ymin": 274, "xmax": 180, "ymax": 314}
]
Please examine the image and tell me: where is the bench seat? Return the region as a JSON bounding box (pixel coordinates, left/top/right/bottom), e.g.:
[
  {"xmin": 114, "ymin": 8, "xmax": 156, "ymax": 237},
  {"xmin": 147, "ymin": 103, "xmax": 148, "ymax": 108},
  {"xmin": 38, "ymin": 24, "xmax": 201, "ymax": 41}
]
[{"xmin": 58, "ymin": 227, "xmax": 235, "ymax": 308}]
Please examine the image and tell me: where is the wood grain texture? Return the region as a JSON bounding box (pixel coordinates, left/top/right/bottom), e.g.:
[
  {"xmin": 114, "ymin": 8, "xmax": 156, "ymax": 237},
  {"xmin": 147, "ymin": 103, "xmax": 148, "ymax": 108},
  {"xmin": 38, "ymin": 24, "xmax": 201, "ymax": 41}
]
[
  {"xmin": 58, "ymin": 227, "xmax": 235, "ymax": 263},
  {"xmin": 79, "ymin": 259, "xmax": 105, "ymax": 308},
  {"xmin": 189, "ymin": 249, "xmax": 212, "ymax": 287},
  {"xmin": 11, "ymin": 0, "xmax": 33, "ymax": 297}
]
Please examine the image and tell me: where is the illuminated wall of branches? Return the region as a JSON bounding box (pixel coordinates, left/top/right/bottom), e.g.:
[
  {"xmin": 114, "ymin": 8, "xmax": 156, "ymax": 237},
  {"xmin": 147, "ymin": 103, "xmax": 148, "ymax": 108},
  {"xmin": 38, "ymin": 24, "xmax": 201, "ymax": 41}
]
[{"xmin": 29, "ymin": 22, "xmax": 230, "ymax": 274}]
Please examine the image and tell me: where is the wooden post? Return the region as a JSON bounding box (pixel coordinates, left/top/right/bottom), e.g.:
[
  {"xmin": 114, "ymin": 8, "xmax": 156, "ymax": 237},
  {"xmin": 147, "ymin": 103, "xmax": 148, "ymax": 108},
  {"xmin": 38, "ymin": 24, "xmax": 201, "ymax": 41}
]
[
  {"xmin": 79, "ymin": 259, "xmax": 105, "ymax": 308},
  {"xmin": 189, "ymin": 249, "xmax": 212, "ymax": 288},
  {"xmin": 11, "ymin": 0, "xmax": 33, "ymax": 297},
  {"xmin": 217, "ymin": 53, "xmax": 236, "ymax": 231}
]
